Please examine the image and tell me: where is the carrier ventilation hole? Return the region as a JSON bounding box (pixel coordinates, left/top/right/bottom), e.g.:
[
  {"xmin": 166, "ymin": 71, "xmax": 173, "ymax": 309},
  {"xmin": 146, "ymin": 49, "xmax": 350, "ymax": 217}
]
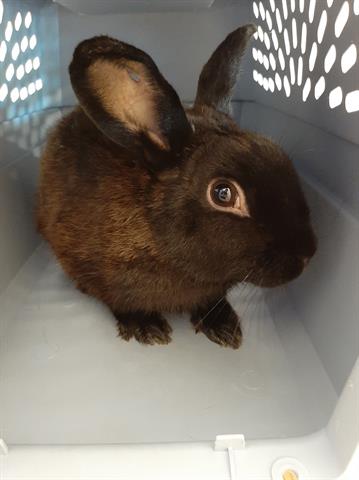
[
  {"xmin": 24, "ymin": 11, "xmax": 32, "ymax": 28},
  {"xmin": 263, "ymin": 53, "xmax": 269, "ymax": 70},
  {"xmin": 278, "ymin": 47, "xmax": 285, "ymax": 69},
  {"xmin": 4, "ymin": 20, "xmax": 12, "ymax": 40},
  {"xmin": 11, "ymin": 41, "xmax": 19, "ymax": 60},
  {"xmin": 25, "ymin": 58, "xmax": 32, "ymax": 73},
  {"xmin": 14, "ymin": 11, "xmax": 21, "ymax": 31},
  {"xmin": 5, "ymin": 63, "xmax": 14, "ymax": 81},
  {"xmin": 258, "ymin": 25, "xmax": 264, "ymax": 42},
  {"xmin": 0, "ymin": 82, "xmax": 8, "ymax": 101},
  {"xmin": 28, "ymin": 81, "xmax": 35, "ymax": 95},
  {"xmin": 335, "ymin": 2, "xmax": 349, "ymax": 38},
  {"xmin": 251, "ymin": 0, "xmax": 359, "ymax": 113},
  {"xmin": 314, "ymin": 75, "xmax": 326, "ymax": 99},
  {"xmin": 329, "ymin": 86, "xmax": 343, "ymax": 109},
  {"xmin": 0, "ymin": 4, "xmax": 43, "ymax": 104},
  {"xmin": 259, "ymin": 1, "xmax": 265, "ymax": 21},
  {"xmin": 289, "ymin": 57, "xmax": 295, "ymax": 84},
  {"xmin": 269, "ymin": 52, "xmax": 276, "ymax": 70},
  {"xmin": 345, "ymin": 91, "xmax": 359, "ymax": 113},
  {"xmin": 21, "ymin": 35, "xmax": 28, "ymax": 52},
  {"xmin": 301, "ymin": 22, "xmax": 307, "ymax": 53},
  {"xmin": 272, "ymin": 29, "xmax": 279, "ymax": 50},
  {"xmin": 283, "ymin": 75, "xmax": 291, "ymax": 97},
  {"xmin": 19, "ymin": 85, "xmax": 27, "ymax": 100},
  {"xmin": 302, "ymin": 78, "xmax": 311, "ymax": 101},
  {"xmin": 264, "ymin": 31, "xmax": 270, "ymax": 49},
  {"xmin": 292, "ymin": 18, "xmax": 297, "ymax": 48},
  {"xmin": 33, "ymin": 56, "xmax": 40, "ymax": 70},
  {"xmin": 297, "ymin": 56, "xmax": 303, "ymax": 86},
  {"xmin": 324, "ymin": 44, "xmax": 336, "ymax": 73},
  {"xmin": 10, "ymin": 86, "xmax": 19, "ymax": 102},
  {"xmin": 29, "ymin": 34, "xmax": 37, "ymax": 49},
  {"xmin": 341, "ymin": 44, "xmax": 357, "ymax": 74},
  {"xmin": 258, "ymin": 48, "xmax": 264, "ymax": 64},
  {"xmin": 16, "ymin": 64, "xmax": 24, "ymax": 80},
  {"xmin": 317, "ymin": 10, "xmax": 327, "ymax": 44},
  {"xmin": 282, "ymin": 0, "xmax": 289, "ymax": 20},
  {"xmin": 276, "ymin": 8, "xmax": 283, "ymax": 32},
  {"xmin": 308, "ymin": 0, "xmax": 316, "ymax": 23},
  {"xmin": 284, "ymin": 28, "xmax": 291, "ymax": 54},
  {"xmin": 257, "ymin": 72, "xmax": 263, "ymax": 85},
  {"xmin": 0, "ymin": 39, "xmax": 6, "ymax": 61},
  {"xmin": 308, "ymin": 42, "xmax": 318, "ymax": 71},
  {"xmin": 269, "ymin": 77, "xmax": 275, "ymax": 92}
]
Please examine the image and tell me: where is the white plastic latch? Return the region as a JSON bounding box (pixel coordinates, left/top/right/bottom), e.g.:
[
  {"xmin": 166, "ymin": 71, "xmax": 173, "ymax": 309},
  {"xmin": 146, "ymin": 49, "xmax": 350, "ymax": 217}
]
[
  {"xmin": 0, "ymin": 439, "xmax": 9, "ymax": 455},
  {"xmin": 215, "ymin": 433, "xmax": 245, "ymax": 451},
  {"xmin": 215, "ymin": 434, "xmax": 245, "ymax": 480}
]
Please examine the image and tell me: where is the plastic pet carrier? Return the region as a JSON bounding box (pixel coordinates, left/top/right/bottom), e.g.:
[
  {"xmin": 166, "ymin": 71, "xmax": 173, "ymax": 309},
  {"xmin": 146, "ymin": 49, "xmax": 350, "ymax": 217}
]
[{"xmin": 0, "ymin": 0, "xmax": 358, "ymax": 478}]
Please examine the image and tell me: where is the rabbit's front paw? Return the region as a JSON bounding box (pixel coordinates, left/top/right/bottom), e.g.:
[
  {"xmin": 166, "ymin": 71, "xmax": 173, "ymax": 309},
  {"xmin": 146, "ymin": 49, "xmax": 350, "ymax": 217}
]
[
  {"xmin": 201, "ymin": 317, "xmax": 242, "ymax": 349},
  {"xmin": 191, "ymin": 298, "xmax": 242, "ymax": 349},
  {"xmin": 116, "ymin": 311, "xmax": 172, "ymax": 345},
  {"xmin": 133, "ymin": 318, "xmax": 172, "ymax": 345}
]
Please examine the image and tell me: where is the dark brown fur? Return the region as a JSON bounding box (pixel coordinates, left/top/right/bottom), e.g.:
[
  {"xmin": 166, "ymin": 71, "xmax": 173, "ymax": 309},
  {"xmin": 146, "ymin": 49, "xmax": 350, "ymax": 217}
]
[{"xmin": 37, "ymin": 26, "xmax": 316, "ymax": 348}]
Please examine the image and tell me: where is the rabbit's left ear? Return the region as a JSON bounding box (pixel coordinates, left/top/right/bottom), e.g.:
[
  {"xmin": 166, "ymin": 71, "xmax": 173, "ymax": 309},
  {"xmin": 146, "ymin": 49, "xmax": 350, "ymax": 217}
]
[
  {"xmin": 195, "ymin": 24, "xmax": 256, "ymax": 115},
  {"xmin": 69, "ymin": 36, "xmax": 192, "ymax": 158}
]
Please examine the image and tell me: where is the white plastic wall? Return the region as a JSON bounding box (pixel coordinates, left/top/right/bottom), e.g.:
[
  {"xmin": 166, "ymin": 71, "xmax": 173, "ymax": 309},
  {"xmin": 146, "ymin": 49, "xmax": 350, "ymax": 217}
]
[
  {"xmin": 0, "ymin": 0, "xmax": 62, "ymax": 294},
  {"xmin": 57, "ymin": 1, "xmax": 252, "ymax": 104}
]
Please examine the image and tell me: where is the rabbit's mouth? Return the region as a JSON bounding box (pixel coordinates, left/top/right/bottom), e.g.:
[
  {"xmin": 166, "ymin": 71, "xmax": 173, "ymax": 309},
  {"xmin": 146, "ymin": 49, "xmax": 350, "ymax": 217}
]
[{"xmin": 250, "ymin": 250, "xmax": 316, "ymax": 288}]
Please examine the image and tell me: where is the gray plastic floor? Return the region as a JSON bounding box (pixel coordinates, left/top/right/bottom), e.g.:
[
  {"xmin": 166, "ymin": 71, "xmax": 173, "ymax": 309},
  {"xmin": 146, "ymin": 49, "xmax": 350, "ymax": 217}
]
[{"xmin": 0, "ymin": 244, "xmax": 337, "ymax": 444}]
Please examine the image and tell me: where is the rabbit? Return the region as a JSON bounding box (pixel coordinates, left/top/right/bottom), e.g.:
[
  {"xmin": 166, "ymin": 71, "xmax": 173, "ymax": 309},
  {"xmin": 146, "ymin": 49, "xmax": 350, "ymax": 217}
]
[{"xmin": 37, "ymin": 24, "xmax": 317, "ymax": 349}]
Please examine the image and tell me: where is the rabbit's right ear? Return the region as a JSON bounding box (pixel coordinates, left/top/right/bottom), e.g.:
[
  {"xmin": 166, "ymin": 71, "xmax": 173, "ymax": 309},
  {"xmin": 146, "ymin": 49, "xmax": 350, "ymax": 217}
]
[
  {"xmin": 195, "ymin": 25, "xmax": 256, "ymax": 115},
  {"xmin": 69, "ymin": 36, "xmax": 192, "ymax": 160}
]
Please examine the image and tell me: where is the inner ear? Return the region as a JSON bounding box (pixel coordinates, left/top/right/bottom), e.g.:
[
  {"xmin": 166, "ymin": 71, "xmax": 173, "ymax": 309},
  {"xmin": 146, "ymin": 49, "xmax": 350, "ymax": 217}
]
[
  {"xmin": 87, "ymin": 59, "xmax": 169, "ymax": 150},
  {"xmin": 69, "ymin": 36, "xmax": 192, "ymax": 162}
]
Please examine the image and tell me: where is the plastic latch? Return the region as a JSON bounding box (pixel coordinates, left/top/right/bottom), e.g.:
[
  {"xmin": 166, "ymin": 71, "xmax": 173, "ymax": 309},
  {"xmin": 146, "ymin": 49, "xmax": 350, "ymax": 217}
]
[
  {"xmin": 0, "ymin": 439, "xmax": 9, "ymax": 455},
  {"xmin": 215, "ymin": 434, "xmax": 245, "ymax": 480},
  {"xmin": 214, "ymin": 433, "xmax": 245, "ymax": 451}
]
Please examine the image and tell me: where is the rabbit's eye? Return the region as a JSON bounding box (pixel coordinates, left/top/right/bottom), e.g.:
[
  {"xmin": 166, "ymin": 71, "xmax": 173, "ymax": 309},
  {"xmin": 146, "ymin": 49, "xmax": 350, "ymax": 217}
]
[
  {"xmin": 207, "ymin": 178, "xmax": 250, "ymax": 218},
  {"xmin": 212, "ymin": 183, "xmax": 235, "ymax": 206}
]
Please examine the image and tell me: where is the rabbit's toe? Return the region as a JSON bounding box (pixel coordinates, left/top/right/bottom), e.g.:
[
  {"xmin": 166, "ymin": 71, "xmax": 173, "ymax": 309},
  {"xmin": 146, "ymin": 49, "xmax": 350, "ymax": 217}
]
[
  {"xmin": 202, "ymin": 321, "xmax": 242, "ymax": 349},
  {"xmin": 191, "ymin": 297, "xmax": 242, "ymax": 349},
  {"xmin": 116, "ymin": 311, "xmax": 172, "ymax": 345},
  {"xmin": 134, "ymin": 321, "xmax": 172, "ymax": 345}
]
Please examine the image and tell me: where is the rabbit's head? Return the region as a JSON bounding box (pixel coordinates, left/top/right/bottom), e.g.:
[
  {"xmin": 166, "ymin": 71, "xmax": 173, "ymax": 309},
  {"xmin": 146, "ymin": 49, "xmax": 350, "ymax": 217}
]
[{"xmin": 69, "ymin": 26, "xmax": 316, "ymax": 288}]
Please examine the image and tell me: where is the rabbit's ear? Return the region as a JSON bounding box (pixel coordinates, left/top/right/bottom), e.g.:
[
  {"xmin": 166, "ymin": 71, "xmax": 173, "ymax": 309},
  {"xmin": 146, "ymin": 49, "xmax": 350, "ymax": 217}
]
[
  {"xmin": 194, "ymin": 25, "xmax": 256, "ymax": 115},
  {"xmin": 69, "ymin": 36, "xmax": 192, "ymax": 158}
]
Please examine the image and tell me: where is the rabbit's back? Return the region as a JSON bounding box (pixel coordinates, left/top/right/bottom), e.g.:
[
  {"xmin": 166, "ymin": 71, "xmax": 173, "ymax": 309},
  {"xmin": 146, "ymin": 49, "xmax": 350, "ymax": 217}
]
[
  {"xmin": 37, "ymin": 109, "xmax": 221, "ymax": 313},
  {"xmin": 38, "ymin": 110, "xmax": 156, "ymax": 302}
]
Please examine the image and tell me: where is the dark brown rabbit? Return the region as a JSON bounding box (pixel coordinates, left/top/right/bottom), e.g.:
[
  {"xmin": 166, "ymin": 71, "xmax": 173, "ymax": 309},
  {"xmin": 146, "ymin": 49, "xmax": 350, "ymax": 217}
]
[{"xmin": 37, "ymin": 25, "xmax": 316, "ymax": 349}]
